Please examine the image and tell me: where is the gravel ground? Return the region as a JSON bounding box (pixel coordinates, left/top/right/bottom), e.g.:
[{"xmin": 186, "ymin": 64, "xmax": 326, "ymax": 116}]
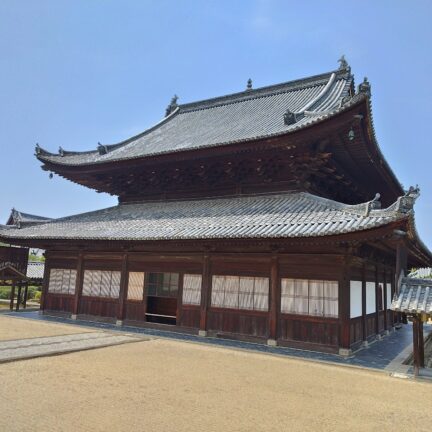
[
  {"xmin": 0, "ymin": 315, "xmax": 96, "ymax": 341},
  {"xmin": 0, "ymin": 328, "xmax": 430, "ymax": 432}
]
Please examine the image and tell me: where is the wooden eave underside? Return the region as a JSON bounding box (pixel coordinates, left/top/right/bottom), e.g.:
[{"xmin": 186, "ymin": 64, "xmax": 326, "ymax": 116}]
[{"xmin": 39, "ymin": 100, "xmax": 403, "ymax": 207}]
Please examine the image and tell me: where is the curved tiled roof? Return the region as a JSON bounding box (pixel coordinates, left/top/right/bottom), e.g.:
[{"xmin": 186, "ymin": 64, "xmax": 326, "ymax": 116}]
[
  {"xmin": 7, "ymin": 209, "xmax": 52, "ymax": 227},
  {"xmin": 0, "ymin": 192, "xmax": 409, "ymax": 242},
  {"xmin": 36, "ymin": 68, "xmax": 354, "ymax": 166},
  {"xmin": 391, "ymin": 277, "xmax": 432, "ymax": 316}
]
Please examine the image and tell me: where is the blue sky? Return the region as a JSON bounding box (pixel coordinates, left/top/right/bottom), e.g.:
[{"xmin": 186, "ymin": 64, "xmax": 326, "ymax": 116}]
[{"xmin": 0, "ymin": 0, "xmax": 431, "ymax": 248}]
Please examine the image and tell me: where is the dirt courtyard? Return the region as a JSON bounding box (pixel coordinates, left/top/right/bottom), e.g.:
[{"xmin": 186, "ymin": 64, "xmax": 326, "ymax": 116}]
[{"xmin": 0, "ymin": 316, "xmax": 430, "ymax": 432}]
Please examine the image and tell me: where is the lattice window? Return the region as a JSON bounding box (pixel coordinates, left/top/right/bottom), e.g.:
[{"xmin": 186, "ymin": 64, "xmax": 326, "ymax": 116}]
[
  {"xmin": 281, "ymin": 279, "xmax": 338, "ymax": 318},
  {"xmin": 127, "ymin": 272, "xmax": 145, "ymax": 301},
  {"xmin": 82, "ymin": 270, "xmax": 121, "ymax": 298},
  {"xmin": 48, "ymin": 269, "xmax": 77, "ymax": 295},
  {"xmin": 182, "ymin": 274, "xmax": 202, "ymax": 305},
  {"xmin": 145, "ymin": 272, "xmax": 179, "ymax": 298},
  {"xmin": 211, "ymin": 275, "xmax": 269, "ymax": 311}
]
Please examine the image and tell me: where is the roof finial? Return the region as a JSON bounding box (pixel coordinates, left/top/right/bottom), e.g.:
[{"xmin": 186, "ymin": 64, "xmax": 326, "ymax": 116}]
[
  {"xmin": 58, "ymin": 146, "xmax": 65, "ymax": 157},
  {"xmin": 246, "ymin": 78, "xmax": 252, "ymax": 90},
  {"xmin": 338, "ymin": 55, "xmax": 349, "ymax": 70},
  {"xmin": 97, "ymin": 142, "xmax": 108, "ymax": 155},
  {"xmin": 358, "ymin": 77, "xmax": 371, "ymax": 98},
  {"xmin": 165, "ymin": 94, "xmax": 179, "ymax": 117},
  {"xmin": 35, "ymin": 143, "xmax": 41, "ymax": 155}
]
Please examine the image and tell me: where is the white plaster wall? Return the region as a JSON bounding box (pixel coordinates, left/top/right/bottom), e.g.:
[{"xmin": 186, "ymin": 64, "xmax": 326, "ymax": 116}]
[
  {"xmin": 350, "ymin": 281, "xmax": 362, "ymax": 318},
  {"xmin": 366, "ymin": 282, "xmax": 376, "ymax": 314},
  {"xmin": 386, "ymin": 283, "xmax": 392, "ymax": 309}
]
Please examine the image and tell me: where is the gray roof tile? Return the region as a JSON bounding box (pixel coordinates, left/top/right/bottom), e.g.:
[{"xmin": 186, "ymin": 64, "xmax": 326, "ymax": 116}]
[
  {"xmin": 0, "ymin": 192, "xmax": 407, "ymax": 242},
  {"xmin": 391, "ymin": 277, "xmax": 432, "ymax": 315},
  {"xmin": 37, "ymin": 69, "xmax": 353, "ymax": 166}
]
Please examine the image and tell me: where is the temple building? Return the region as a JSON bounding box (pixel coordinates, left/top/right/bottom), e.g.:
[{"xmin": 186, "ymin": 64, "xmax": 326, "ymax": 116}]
[{"xmin": 1, "ymin": 58, "xmax": 431, "ymax": 355}]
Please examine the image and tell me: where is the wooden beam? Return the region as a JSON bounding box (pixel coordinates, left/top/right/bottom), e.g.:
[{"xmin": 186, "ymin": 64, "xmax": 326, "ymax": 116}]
[{"xmin": 268, "ymin": 256, "xmax": 279, "ymax": 342}]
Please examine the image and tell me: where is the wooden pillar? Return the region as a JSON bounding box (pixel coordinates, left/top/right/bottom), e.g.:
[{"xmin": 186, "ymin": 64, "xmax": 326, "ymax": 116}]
[
  {"xmin": 23, "ymin": 282, "xmax": 28, "ymax": 309},
  {"xmin": 72, "ymin": 253, "xmax": 84, "ymax": 318},
  {"xmin": 199, "ymin": 255, "xmax": 211, "ymax": 336},
  {"xmin": 383, "ymin": 270, "xmax": 388, "ymax": 331},
  {"xmin": 361, "ymin": 265, "xmax": 367, "ymax": 342},
  {"xmin": 116, "ymin": 253, "xmax": 129, "ymax": 325},
  {"xmin": 40, "ymin": 259, "xmax": 50, "ymax": 311},
  {"xmin": 374, "ymin": 265, "xmax": 380, "ymax": 336},
  {"xmin": 9, "ymin": 283, "xmax": 15, "ymax": 311},
  {"xmin": 419, "ymin": 320, "xmax": 425, "ymax": 368},
  {"xmin": 177, "ymin": 272, "xmax": 184, "ymax": 325},
  {"xmin": 339, "ymin": 257, "xmax": 351, "ymax": 354},
  {"xmin": 412, "ymin": 316, "xmax": 420, "ymax": 377},
  {"xmin": 15, "ymin": 283, "xmax": 22, "ymax": 312},
  {"xmin": 268, "ymin": 256, "xmax": 279, "ymax": 344}
]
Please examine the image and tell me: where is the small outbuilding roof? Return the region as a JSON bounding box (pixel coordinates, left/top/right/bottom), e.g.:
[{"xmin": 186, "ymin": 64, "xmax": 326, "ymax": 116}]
[
  {"xmin": 6, "ymin": 209, "xmax": 52, "ymax": 227},
  {"xmin": 26, "ymin": 261, "xmax": 45, "ymax": 281},
  {"xmin": 0, "ymin": 191, "xmax": 413, "ymax": 242},
  {"xmin": 391, "ymin": 277, "xmax": 432, "ymax": 316}
]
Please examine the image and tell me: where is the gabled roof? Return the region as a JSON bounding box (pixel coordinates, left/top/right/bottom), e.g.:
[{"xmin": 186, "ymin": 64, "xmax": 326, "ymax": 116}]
[
  {"xmin": 6, "ymin": 209, "xmax": 52, "ymax": 227},
  {"xmin": 35, "ymin": 66, "xmax": 355, "ymax": 167},
  {"xmin": 391, "ymin": 277, "xmax": 432, "ymax": 316},
  {"xmin": 0, "ymin": 192, "xmax": 413, "ymax": 242},
  {"xmin": 0, "ymin": 263, "xmax": 28, "ymax": 281}
]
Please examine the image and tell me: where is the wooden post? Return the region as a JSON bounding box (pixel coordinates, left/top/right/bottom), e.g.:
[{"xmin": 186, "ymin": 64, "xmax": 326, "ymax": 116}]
[
  {"xmin": 9, "ymin": 283, "xmax": 15, "ymax": 311},
  {"xmin": 177, "ymin": 272, "xmax": 184, "ymax": 325},
  {"xmin": 419, "ymin": 319, "xmax": 425, "ymax": 368},
  {"xmin": 116, "ymin": 253, "xmax": 129, "ymax": 325},
  {"xmin": 383, "ymin": 270, "xmax": 388, "ymax": 331},
  {"xmin": 199, "ymin": 254, "xmax": 211, "ymax": 336},
  {"xmin": 268, "ymin": 256, "xmax": 279, "ymax": 344},
  {"xmin": 374, "ymin": 265, "xmax": 380, "ymax": 337},
  {"xmin": 23, "ymin": 282, "xmax": 28, "ymax": 309},
  {"xmin": 362, "ymin": 264, "xmax": 367, "ymax": 343},
  {"xmin": 72, "ymin": 253, "xmax": 84, "ymax": 318},
  {"xmin": 339, "ymin": 257, "xmax": 351, "ymax": 355},
  {"xmin": 412, "ymin": 317, "xmax": 420, "ymax": 377},
  {"xmin": 40, "ymin": 261, "xmax": 49, "ymax": 312},
  {"xmin": 15, "ymin": 283, "xmax": 22, "ymax": 312}
]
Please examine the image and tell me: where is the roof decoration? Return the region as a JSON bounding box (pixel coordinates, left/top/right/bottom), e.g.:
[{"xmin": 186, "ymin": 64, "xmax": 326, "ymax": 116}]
[
  {"xmin": 165, "ymin": 94, "xmax": 179, "ymax": 117},
  {"xmin": 395, "ymin": 186, "xmax": 420, "ymax": 214},
  {"xmin": 98, "ymin": 142, "xmax": 108, "ymax": 155},
  {"xmin": 358, "ymin": 77, "xmax": 371, "ymax": 97},
  {"xmin": 246, "ymin": 78, "xmax": 252, "ymax": 90},
  {"xmin": 338, "ymin": 55, "xmax": 350, "ymax": 72},
  {"xmin": 0, "ymin": 191, "xmax": 413, "ymax": 242}
]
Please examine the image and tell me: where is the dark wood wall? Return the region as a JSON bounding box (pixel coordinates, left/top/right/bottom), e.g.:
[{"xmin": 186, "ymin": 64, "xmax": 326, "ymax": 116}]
[{"xmin": 41, "ymin": 249, "xmax": 396, "ymax": 352}]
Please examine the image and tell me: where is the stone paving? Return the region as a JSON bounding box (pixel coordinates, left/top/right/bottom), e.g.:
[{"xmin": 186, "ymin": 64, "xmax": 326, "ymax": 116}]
[
  {"xmin": 4, "ymin": 310, "xmax": 431, "ymax": 377},
  {"xmin": 0, "ymin": 330, "xmax": 143, "ymax": 363}
]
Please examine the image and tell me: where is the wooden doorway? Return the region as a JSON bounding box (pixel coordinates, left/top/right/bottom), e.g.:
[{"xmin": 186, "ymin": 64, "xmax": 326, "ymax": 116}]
[{"xmin": 145, "ymin": 272, "xmax": 179, "ymax": 325}]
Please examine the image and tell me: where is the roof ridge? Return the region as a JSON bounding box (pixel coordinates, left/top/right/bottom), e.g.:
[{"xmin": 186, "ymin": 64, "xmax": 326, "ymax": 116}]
[{"xmin": 179, "ymin": 69, "xmax": 348, "ymax": 113}]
